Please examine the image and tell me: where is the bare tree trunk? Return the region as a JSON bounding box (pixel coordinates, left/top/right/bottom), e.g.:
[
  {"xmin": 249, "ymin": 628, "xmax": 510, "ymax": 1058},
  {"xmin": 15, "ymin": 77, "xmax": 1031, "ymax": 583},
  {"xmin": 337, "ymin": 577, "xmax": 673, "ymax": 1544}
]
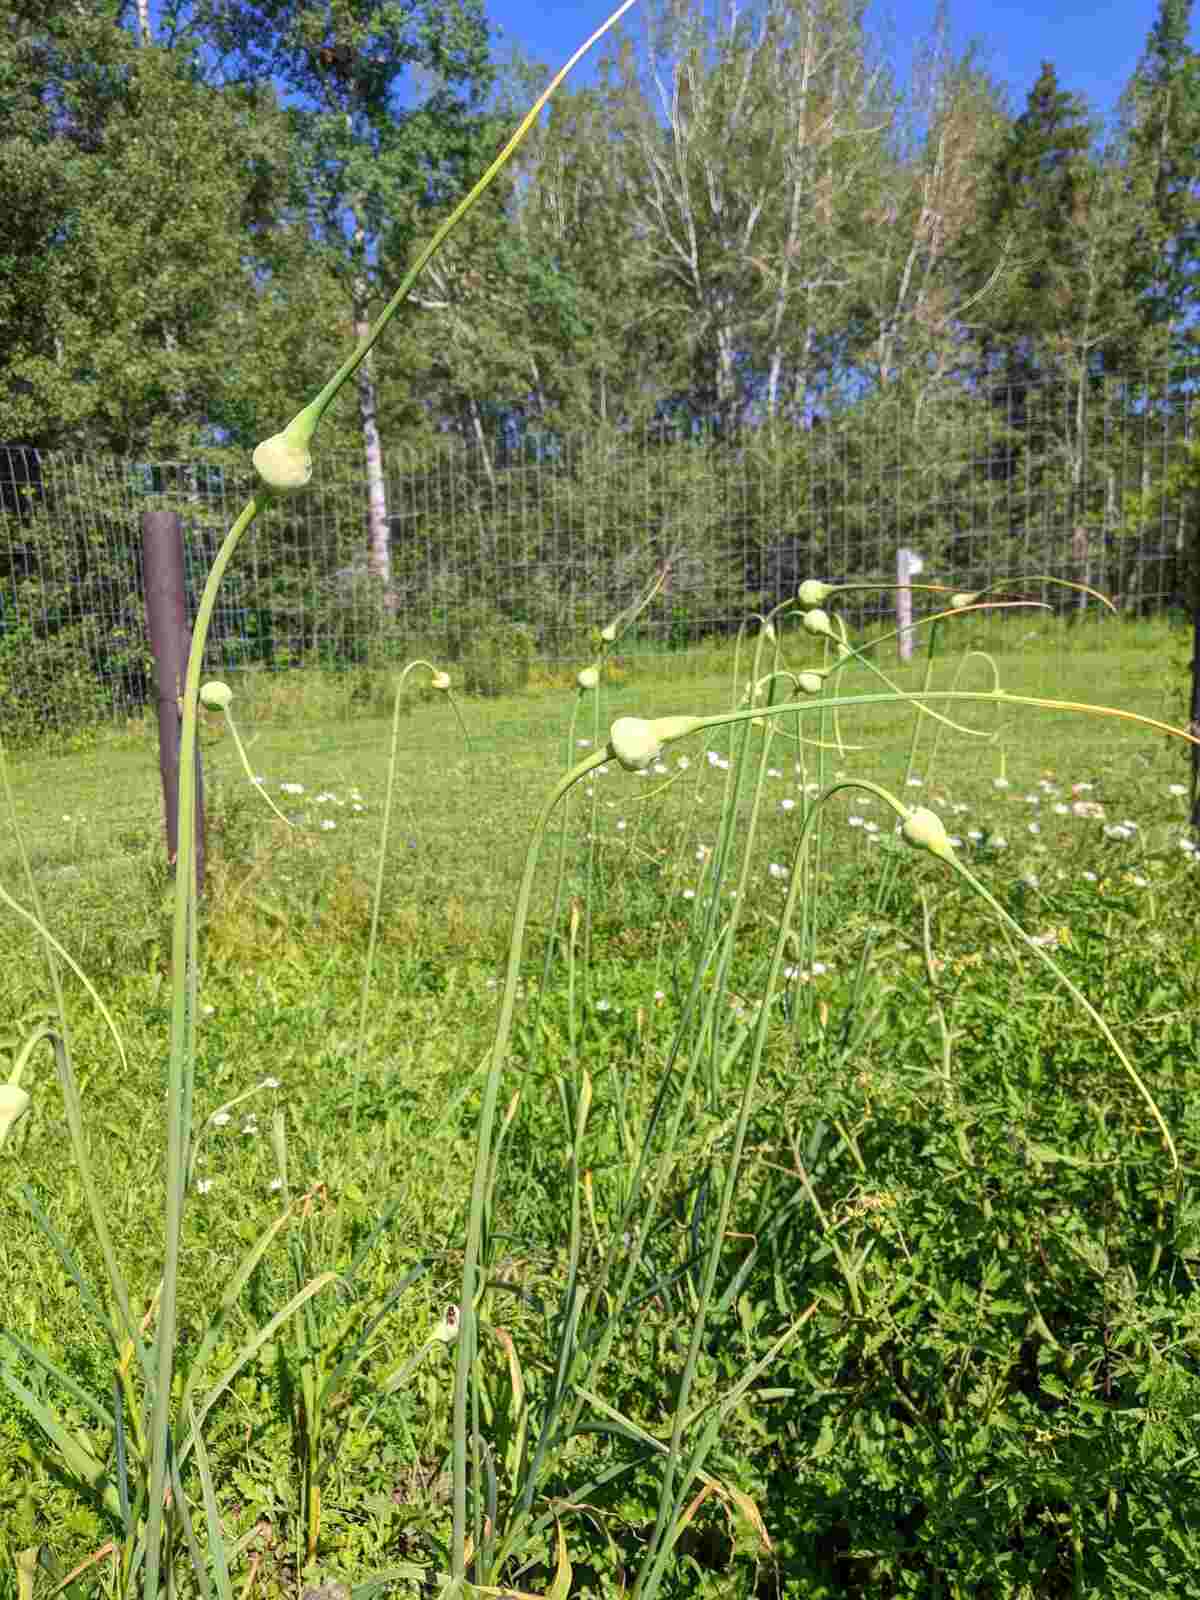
[
  {"xmin": 466, "ymin": 392, "xmax": 497, "ymax": 491},
  {"xmin": 135, "ymin": 0, "xmax": 151, "ymax": 45},
  {"xmin": 353, "ymin": 273, "xmax": 393, "ymax": 608}
]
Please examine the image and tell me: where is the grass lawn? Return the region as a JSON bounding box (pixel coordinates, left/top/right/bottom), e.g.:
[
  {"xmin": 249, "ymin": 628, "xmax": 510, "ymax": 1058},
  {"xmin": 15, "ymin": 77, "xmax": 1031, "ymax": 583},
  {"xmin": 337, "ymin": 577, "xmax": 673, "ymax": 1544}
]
[{"xmin": 0, "ymin": 613, "xmax": 1198, "ymax": 1598}]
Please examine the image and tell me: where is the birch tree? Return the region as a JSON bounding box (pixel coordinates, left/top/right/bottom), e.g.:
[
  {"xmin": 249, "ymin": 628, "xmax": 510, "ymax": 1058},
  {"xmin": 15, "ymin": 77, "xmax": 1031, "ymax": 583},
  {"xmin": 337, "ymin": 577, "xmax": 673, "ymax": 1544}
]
[
  {"xmin": 190, "ymin": 0, "xmax": 496, "ymax": 596},
  {"xmin": 843, "ymin": 6, "xmax": 1012, "ymax": 408},
  {"xmin": 605, "ymin": 0, "xmax": 894, "ymax": 435}
]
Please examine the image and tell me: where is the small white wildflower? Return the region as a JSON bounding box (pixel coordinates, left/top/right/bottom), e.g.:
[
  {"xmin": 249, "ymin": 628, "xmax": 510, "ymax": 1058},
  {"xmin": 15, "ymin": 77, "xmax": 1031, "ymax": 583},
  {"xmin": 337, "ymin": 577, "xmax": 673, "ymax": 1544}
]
[
  {"xmin": 616, "ymin": 819, "xmax": 626, "ymax": 831},
  {"xmin": 1028, "ymin": 822, "xmax": 1041, "ymax": 836},
  {"xmin": 200, "ymin": 1003, "xmax": 215, "ymax": 1019},
  {"xmin": 269, "ymin": 1178, "xmax": 284, "ymax": 1192},
  {"xmin": 967, "ymin": 829, "xmax": 983, "ymax": 842},
  {"xmin": 848, "ymin": 815, "xmax": 864, "ymax": 827},
  {"xmin": 1021, "ymin": 871, "xmax": 1039, "ymax": 888},
  {"xmin": 352, "ymin": 803, "xmax": 365, "ymax": 813},
  {"xmin": 1053, "ymin": 803, "xmax": 1069, "ymax": 815},
  {"xmin": 768, "ymin": 862, "xmax": 789, "ymax": 879},
  {"xmin": 211, "ymin": 1112, "xmax": 231, "ymax": 1128},
  {"xmin": 321, "ymin": 819, "xmax": 336, "ymax": 831},
  {"xmin": 1081, "ymin": 870, "xmax": 1098, "ymax": 881},
  {"xmin": 707, "ymin": 750, "xmax": 721, "ymax": 767},
  {"xmin": 652, "ymin": 761, "xmax": 668, "ymax": 775},
  {"xmin": 251, "ymin": 774, "xmax": 265, "ymax": 785},
  {"xmin": 1072, "ymin": 782, "xmax": 1094, "ymax": 794},
  {"xmin": 595, "ymin": 998, "xmax": 611, "ymax": 1012},
  {"xmin": 780, "ymin": 797, "xmax": 796, "ymax": 812},
  {"xmin": 993, "ymin": 777, "xmax": 1010, "ymax": 790},
  {"xmin": 261, "ymin": 1076, "xmax": 281, "ymax": 1089},
  {"xmin": 677, "ymin": 755, "xmax": 690, "ymax": 770},
  {"xmin": 1130, "ymin": 874, "xmax": 1149, "ymax": 887},
  {"xmin": 315, "ymin": 792, "xmax": 334, "ymax": 804},
  {"xmin": 810, "ymin": 961, "xmax": 828, "ymax": 976},
  {"xmin": 906, "ymin": 777, "xmax": 923, "ymax": 788},
  {"xmin": 1168, "ymin": 783, "xmax": 1187, "ymax": 797},
  {"xmin": 280, "ymin": 781, "xmax": 304, "ymax": 795},
  {"xmin": 196, "ymin": 1179, "xmax": 213, "ymax": 1195},
  {"xmin": 578, "ymin": 738, "xmax": 592, "ymax": 748},
  {"xmin": 1121, "ymin": 819, "xmax": 1139, "ymax": 831},
  {"xmin": 1024, "ymin": 794, "xmax": 1040, "ymax": 806},
  {"xmin": 948, "ymin": 835, "xmax": 963, "ymax": 847},
  {"xmin": 864, "ymin": 821, "xmax": 879, "ymax": 834},
  {"xmin": 992, "ymin": 835, "xmax": 1008, "ymax": 850},
  {"xmin": 952, "ymin": 803, "xmax": 968, "ymax": 814},
  {"xmin": 682, "ymin": 888, "xmax": 696, "ymax": 900}
]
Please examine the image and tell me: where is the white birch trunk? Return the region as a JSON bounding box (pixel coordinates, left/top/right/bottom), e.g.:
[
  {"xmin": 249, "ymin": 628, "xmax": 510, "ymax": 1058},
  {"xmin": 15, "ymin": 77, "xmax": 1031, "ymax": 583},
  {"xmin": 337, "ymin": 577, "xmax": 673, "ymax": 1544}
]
[{"xmin": 353, "ymin": 277, "xmax": 393, "ymax": 607}]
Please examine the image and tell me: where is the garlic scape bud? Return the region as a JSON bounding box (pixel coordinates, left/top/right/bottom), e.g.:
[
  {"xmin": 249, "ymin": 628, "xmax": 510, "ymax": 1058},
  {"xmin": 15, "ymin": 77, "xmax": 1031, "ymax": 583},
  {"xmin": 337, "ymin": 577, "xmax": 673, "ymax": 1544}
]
[
  {"xmin": 902, "ymin": 806, "xmax": 958, "ymax": 865},
  {"xmin": 608, "ymin": 714, "xmax": 703, "ymax": 771},
  {"xmin": 199, "ymin": 680, "xmax": 233, "ymax": 711},
  {"xmin": 252, "ymin": 403, "xmax": 320, "ymax": 496},
  {"xmin": 0, "ymin": 1084, "xmax": 31, "ymax": 1149}
]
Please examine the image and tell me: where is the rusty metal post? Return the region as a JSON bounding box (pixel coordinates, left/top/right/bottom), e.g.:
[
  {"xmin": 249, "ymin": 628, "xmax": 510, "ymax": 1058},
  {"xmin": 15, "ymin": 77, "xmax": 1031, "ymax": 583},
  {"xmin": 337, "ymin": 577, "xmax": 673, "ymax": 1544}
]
[{"xmin": 142, "ymin": 510, "xmax": 205, "ymax": 893}]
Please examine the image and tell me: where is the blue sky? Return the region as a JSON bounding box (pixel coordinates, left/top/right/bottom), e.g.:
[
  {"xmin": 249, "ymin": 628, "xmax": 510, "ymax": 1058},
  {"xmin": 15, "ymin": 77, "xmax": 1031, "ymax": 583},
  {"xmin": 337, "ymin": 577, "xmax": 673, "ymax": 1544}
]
[{"xmin": 487, "ymin": 0, "xmax": 1196, "ymax": 134}]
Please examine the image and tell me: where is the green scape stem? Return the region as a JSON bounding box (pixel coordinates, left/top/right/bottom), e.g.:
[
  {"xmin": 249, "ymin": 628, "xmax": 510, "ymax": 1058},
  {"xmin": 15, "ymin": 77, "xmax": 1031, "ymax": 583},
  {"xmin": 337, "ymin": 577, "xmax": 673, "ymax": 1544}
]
[
  {"xmin": 144, "ymin": 491, "xmax": 266, "ymax": 1600},
  {"xmin": 450, "ymin": 746, "xmax": 608, "ymax": 1578}
]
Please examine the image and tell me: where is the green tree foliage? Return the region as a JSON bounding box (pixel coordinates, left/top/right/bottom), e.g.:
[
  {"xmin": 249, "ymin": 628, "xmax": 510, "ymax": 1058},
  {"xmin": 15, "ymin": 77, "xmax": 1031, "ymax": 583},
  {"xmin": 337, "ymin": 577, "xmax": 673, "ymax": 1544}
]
[
  {"xmin": 953, "ymin": 60, "xmax": 1098, "ymax": 386},
  {"xmin": 1118, "ymin": 0, "xmax": 1200, "ymax": 365},
  {"xmin": 0, "ymin": 4, "xmax": 295, "ymax": 452},
  {"xmin": 184, "ymin": 0, "xmax": 500, "ymax": 591}
]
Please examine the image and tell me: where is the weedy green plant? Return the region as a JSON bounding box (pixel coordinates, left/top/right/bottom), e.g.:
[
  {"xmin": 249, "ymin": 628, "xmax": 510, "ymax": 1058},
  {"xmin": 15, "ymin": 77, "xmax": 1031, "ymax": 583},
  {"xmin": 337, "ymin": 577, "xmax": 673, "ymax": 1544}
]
[
  {"xmin": 0, "ymin": 6, "xmax": 637, "ymax": 1596},
  {"xmin": 441, "ymin": 574, "xmax": 1197, "ymax": 1596},
  {"xmin": 4, "ymin": 4, "xmax": 1200, "ymax": 1597}
]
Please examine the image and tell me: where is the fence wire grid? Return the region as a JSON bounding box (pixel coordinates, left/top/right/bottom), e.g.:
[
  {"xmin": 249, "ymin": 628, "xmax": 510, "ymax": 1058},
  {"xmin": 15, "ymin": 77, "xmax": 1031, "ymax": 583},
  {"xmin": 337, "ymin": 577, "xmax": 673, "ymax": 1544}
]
[{"xmin": 1, "ymin": 364, "xmax": 1197, "ymax": 747}]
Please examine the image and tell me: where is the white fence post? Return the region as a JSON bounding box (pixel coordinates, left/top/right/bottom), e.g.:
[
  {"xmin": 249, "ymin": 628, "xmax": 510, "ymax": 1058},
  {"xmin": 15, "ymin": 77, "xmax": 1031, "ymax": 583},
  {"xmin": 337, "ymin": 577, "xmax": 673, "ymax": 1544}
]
[{"xmin": 897, "ymin": 547, "xmax": 924, "ymax": 661}]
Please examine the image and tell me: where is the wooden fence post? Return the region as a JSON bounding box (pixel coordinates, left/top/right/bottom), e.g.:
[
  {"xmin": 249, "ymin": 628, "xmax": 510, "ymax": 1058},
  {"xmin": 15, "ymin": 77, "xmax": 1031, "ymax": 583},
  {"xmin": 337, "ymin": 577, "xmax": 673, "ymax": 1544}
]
[{"xmin": 142, "ymin": 510, "xmax": 205, "ymax": 893}]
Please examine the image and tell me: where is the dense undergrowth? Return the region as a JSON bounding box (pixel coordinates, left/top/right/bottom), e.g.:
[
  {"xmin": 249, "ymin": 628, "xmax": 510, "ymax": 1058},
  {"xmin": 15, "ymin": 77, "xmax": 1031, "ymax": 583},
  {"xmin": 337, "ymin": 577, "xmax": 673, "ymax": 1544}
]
[{"xmin": 1, "ymin": 676, "xmax": 1198, "ymax": 1596}]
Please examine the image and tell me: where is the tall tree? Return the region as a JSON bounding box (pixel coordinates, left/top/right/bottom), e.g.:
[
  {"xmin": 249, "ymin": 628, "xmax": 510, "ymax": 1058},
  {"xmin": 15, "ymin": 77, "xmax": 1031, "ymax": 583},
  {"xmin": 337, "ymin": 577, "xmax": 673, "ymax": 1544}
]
[
  {"xmin": 840, "ymin": 4, "xmax": 1012, "ymax": 410},
  {"xmin": 189, "ymin": 0, "xmax": 497, "ymax": 597},
  {"xmin": 1116, "ymin": 0, "xmax": 1200, "ymax": 365},
  {"xmin": 603, "ymin": 0, "xmax": 895, "ymax": 437},
  {"xmin": 0, "ymin": 4, "xmax": 291, "ymax": 452},
  {"xmin": 953, "ymin": 60, "xmax": 1097, "ymax": 388}
]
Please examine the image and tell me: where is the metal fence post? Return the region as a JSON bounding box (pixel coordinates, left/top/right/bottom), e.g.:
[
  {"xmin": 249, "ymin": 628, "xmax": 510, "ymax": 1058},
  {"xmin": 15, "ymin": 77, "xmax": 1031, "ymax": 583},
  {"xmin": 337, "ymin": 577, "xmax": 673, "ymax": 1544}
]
[{"xmin": 142, "ymin": 510, "xmax": 205, "ymax": 893}]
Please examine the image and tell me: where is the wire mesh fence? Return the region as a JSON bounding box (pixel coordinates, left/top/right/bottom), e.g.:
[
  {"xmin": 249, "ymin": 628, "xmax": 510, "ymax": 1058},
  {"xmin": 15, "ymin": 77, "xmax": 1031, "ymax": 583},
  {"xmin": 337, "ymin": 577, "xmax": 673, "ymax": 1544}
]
[{"xmin": 1, "ymin": 363, "xmax": 1197, "ymax": 749}]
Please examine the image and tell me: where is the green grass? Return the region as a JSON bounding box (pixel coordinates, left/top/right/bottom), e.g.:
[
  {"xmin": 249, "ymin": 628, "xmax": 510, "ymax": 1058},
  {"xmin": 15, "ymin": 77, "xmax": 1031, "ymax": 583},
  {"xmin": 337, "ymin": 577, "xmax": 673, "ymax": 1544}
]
[{"xmin": 1, "ymin": 613, "xmax": 1198, "ymax": 1597}]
